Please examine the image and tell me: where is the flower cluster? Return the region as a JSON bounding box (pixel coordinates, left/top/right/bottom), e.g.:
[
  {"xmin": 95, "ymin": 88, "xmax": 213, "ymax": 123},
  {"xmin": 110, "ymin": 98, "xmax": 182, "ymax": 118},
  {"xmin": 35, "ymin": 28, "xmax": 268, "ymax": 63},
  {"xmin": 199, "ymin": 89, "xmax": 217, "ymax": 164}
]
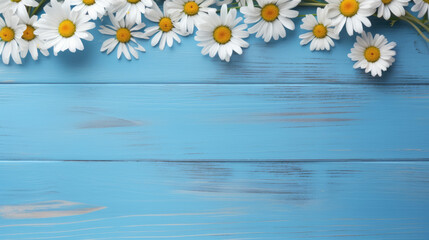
[{"xmin": 0, "ymin": 0, "xmax": 428, "ymax": 77}]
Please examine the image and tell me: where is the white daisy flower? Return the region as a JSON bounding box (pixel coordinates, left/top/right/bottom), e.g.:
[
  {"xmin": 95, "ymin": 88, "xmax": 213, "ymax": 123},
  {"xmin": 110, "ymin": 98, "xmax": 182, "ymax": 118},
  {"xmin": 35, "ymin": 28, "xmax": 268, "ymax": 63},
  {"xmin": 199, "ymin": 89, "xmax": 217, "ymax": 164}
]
[
  {"xmin": 0, "ymin": 10, "xmax": 25, "ymax": 64},
  {"xmin": 70, "ymin": 0, "xmax": 112, "ymax": 20},
  {"xmin": 166, "ymin": 0, "xmax": 216, "ymax": 34},
  {"xmin": 34, "ymin": 0, "xmax": 95, "ymax": 56},
  {"xmin": 411, "ymin": 0, "xmax": 429, "ymax": 19},
  {"xmin": 215, "ymin": 0, "xmax": 246, "ymax": 6},
  {"xmin": 144, "ymin": 2, "xmax": 186, "ymax": 50},
  {"xmin": 109, "ymin": 0, "xmax": 153, "ymax": 24},
  {"xmin": 240, "ymin": 0, "xmax": 299, "ymax": 42},
  {"xmin": 99, "ymin": 13, "xmax": 148, "ymax": 60},
  {"xmin": 326, "ymin": 0, "xmax": 378, "ymax": 36},
  {"xmin": 195, "ymin": 4, "xmax": 249, "ymax": 62},
  {"xmin": 17, "ymin": 12, "xmax": 49, "ymax": 61},
  {"xmin": 215, "ymin": 0, "xmax": 233, "ymax": 6},
  {"xmin": 348, "ymin": 32, "xmax": 396, "ymax": 77},
  {"xmin": 376, "ymin": 0, "xmax": 409, "ymax": 20},
  {"xmin": 0, "ymin": 0, "xmax": 38, "ymax": 20},
  {"xmin": 299, "ymin": 7, "xmax": 339, "ymax": 51}
]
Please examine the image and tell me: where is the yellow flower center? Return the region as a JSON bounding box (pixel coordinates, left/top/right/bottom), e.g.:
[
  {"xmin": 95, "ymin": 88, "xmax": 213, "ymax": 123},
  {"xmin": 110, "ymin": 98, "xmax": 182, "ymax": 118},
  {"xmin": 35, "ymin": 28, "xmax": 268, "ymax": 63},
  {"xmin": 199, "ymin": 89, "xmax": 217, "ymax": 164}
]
[
  {"xmin": 364, "ymin": 46, "xmax": 381, "ymax": 63},
  {"xmin": 159, "ymin": 17, "xmax": 173, "ymax": 32},
  {"xmin": 127, "ymin": 0, "xmax": 140, "ymax": 4},
  {"xmin": 183, "ymin": 1, "xmax": 199, "ymax": 16},
  {"xmin": 261, "ymin": 4, "xmax": 279, "ymax": 22},
  {"xmin": 11, "ymin": 0, "xmax": 21, "ymax": 2},
  {"xmin": 423, "ymin": 0, "xmax": 429, "ymax": 3},
  {"xmin": 313, "ymin": 24, "xmax": 327, "ymax": 38},
  {"xmin": 116, "ymin": 28, "xmax": 131, "ymax": 43},
  {"xmin": 82, "ymin": 0, "xmax": 95, "ymax": 5},
  {"xmin": 339, "ymin": 0, "xmax": 359, "ymax": 17},
  {"xmin": 22, "ymin": 25, "xmax": 36, "ymax": 41},
  {"xmin": 0, "ymin": 27, "xmax": 15, "ymax": 42},
  {"xmin": 58, "ymin": 20, "xmax": 76, "ymax": 38},
  {"xmin": 213, "ymin": 26, "xmax": 231, "ymax": 44},
  {"xmin": 381, "ymin": 0, "xmax": 392, "ymax": 4}
]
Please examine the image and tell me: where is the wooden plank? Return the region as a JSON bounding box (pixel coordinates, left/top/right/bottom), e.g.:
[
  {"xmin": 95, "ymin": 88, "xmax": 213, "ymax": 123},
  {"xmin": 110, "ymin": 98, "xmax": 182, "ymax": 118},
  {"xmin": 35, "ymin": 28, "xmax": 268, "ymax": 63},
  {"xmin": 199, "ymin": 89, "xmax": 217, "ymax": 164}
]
[
  {"xmin": 1, "ymin": 161, "xmax": 429, "ymax": 239},
  {"xmin": 0, "ymin": 17, "xmax": 428, "ymax": 84},
  {"xmin": 1, "ymin": 84, "xmax": 428, "ymax": 161}
]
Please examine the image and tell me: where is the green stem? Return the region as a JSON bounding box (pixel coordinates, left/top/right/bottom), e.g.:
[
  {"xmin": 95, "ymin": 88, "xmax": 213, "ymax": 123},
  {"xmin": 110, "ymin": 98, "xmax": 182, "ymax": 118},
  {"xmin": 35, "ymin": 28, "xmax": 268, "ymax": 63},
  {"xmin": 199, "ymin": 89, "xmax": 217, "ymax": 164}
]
[
  {"xmin": 31, "ymin": 0, "xmax": 47, "ymax": 16},
  {"xmin": 298, "ymin": 14, "xmax": 317, "ymax": 17},
  {"xmin": 404, "ymin": 11, "xmax": 429, "ymax": 33},
  {"xmin": 298, "ymin": 2, "xmax": 327, "ymax": 7},
  {"xmin": 400, "ymin": 17, "xmax": 429, "ymax": 42}
]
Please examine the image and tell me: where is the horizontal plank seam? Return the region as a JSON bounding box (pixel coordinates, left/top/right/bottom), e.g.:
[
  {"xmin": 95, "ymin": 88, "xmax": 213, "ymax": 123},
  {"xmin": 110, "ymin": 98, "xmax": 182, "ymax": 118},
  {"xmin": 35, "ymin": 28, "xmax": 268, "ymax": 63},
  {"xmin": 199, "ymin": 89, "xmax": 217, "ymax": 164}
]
[
  {"xmin": 1, "ymin": 159, "xmax": 429, "ymax": 163},
  {"xmin": 2, "ymin": 83, "xmax": 429, "ymax": 86}
]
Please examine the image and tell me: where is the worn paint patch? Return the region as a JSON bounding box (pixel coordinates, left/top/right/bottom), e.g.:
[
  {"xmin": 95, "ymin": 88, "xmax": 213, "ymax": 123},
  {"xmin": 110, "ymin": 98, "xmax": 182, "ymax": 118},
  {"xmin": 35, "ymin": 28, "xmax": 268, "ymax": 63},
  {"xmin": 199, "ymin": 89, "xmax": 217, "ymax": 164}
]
[
  {"xmin": 280, "ymin": 118, "xmax": 355, "ymax": 123},
  {"xmin": 0, "ymin": 200, "xmax": 105, "ymax": 219},
  {"xmin": 78, "ymin": 117, "xmax": 143, "ymax": 129},
  {"xmin": 258, "ymin": 112, "xmax": 354, "ymax": 117}
]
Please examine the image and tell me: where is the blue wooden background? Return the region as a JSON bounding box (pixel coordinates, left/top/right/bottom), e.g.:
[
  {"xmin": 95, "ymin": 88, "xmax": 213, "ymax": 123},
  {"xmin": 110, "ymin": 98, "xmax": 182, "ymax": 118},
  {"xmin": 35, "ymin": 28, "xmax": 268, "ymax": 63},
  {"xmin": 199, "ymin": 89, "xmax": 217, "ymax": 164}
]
[{"xmin": 1, "ymin": 9, "xmax": 429, "ymax": 239}]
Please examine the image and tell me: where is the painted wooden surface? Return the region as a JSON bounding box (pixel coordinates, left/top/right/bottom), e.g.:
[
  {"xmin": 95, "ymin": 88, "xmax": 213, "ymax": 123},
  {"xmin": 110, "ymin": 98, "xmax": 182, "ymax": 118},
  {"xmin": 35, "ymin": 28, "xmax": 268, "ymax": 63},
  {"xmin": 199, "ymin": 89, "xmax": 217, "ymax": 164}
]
[
  {"xmin": 0, "ymin": 17, "xmax": 428, "ymax": 85},
  {"xmin": 1, "ymin": 7, "xmax": 429, "ymax": 239},
  {"xmin": 1, "ymin": 84, "xmax": 429, "ymax": 161},
  {"xmin": 1, "ymin": 161, "xmax": 429, "ymax": 239}
]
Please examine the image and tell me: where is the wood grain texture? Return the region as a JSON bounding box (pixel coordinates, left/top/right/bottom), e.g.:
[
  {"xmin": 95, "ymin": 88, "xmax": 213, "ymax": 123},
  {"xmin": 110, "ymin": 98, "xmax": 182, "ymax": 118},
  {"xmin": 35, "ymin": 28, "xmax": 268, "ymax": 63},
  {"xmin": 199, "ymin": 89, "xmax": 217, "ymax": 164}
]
[
  {"xmin": 0, "ymin": 16, "xmax": 427, "ymax": 84},
  {"xmin": 1, "ymin": 7, "xmax": 429, "ymax": 238},
  {"xmin": 1, "ymin": 161, "xmax": 429, "ymax": 239},
  {"xmin": 1, "ymin": 84, "xmax": 428, "ymax": 161}
]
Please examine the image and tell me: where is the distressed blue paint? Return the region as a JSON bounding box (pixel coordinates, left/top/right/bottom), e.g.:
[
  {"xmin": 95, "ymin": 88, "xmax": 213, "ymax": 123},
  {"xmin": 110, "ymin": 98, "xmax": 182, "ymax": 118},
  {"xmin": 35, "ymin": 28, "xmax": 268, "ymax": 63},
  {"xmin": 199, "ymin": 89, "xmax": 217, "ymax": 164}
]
[
  {"xmin": 0, "ymin": 84, "xmax": 429, "ymax": 161},
  {"xmin": 1, "ymin": 161, "xmax": 429, "ymax": 239},
  {"xmin": 1, "ymin": 6, "xmax": 429, "ymax": 238},
  {"xmin": 0, "ymin": 14, "xmax": 427, "ymax": 84}
]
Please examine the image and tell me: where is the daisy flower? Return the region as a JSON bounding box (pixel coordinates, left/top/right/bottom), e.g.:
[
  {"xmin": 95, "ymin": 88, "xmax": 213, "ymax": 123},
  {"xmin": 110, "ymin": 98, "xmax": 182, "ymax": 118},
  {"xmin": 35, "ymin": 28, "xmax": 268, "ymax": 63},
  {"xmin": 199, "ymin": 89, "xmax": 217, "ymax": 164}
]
[
  {"xmin": 215, "ymin": 0, "xmax": 233, "ymax": 5},
  {"xmin": 376, "ymin": 0, "xmax": 409, "ymax": 20},
  {"xmin": 0, "ymin": 11, "xmax": 26, "ymax": 64},
  {"xmin": 99, "ymin": 13, "xmax": 148, "ymax": 60},
  {"xmin": 215, "ymin": 0, "xmax": 246, "ymax": 6},
  {"xmin": 144, "ymin": 2, "xmax": 186, "ymax": 50},
  {"xmin": 240, "ymin": 0, "xmax": 300, "ymax": 42},
  {"xmin": 109, "ymin": 0, "xmax": 153, "ymax": 24},
  {"xmin": 299, "ymin": 7, "xmax": 339, "ymax": 51},
  {"xmin": 411, "ymin": 0, "xmax": 429, "ymax": 18},
  {"xmin": 70, "ymin": 0, "xmax": 112, "ymax": 20},
  {"xmin": 326, "ymin": 0, "xmax": 378, "ymax": 36},
  {"xmin": 166, "ymin": 0, "xmax": 216, "ymax": 34},
  {"xmin": 17, "ymin": 12, "xmax": 49, "ymax": 61},
  {"xmin": 34, "ymin": 0, "xmax": 95, "ymax": 56},
  {"xmin": 0, "ymin": 0, "xmax": 38, "ymax": 20},
  {"xmin": 195, "ymin": 4, "xmax": 249, "ymax": 62},
  {"xmin": 348, "ymin": 32, "xmax": 396, "ymax": 77}
]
